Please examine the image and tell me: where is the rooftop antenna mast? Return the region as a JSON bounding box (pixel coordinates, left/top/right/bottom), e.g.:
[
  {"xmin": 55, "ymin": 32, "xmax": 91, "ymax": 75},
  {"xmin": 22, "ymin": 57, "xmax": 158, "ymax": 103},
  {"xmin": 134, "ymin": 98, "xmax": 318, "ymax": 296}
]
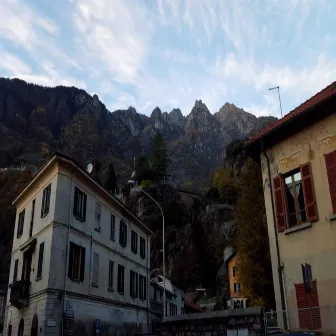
[{"xmin": 269, "ymin": 86, "xmax": 283, "ymax": 118}]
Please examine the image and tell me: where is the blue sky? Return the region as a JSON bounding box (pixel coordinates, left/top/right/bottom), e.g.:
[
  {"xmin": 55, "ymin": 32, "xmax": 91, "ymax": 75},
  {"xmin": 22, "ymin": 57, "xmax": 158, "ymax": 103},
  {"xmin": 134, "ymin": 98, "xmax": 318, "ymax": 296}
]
[{"xmin": 0, "ymin": 0, "xmax": 335, "ymax": 118}]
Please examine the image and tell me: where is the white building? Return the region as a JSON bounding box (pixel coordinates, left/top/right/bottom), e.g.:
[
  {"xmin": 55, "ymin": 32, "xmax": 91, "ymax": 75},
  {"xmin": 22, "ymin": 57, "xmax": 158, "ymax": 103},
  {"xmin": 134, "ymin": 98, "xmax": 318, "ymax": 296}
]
[
  {"xmin": 3, "ymin": 153, "xmax": 152, "ymax": 336},
  {"xmin": 150, "ymin": 273, "xmax": 184, "ymax": 330}
]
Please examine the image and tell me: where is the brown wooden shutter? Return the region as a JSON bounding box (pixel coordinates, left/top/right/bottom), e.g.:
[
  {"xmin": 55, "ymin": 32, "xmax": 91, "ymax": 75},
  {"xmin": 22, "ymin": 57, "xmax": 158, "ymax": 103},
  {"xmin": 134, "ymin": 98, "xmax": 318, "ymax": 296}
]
[
  {"xmin": 68, "ymin": 242, "xmax": 74, "ymax": 278},
  {"xmin": 83, "ymin": 194, "xmax": 87, "ymax": 222},
  {"xmin": 73, "ymin": 188, "xmax": 78, "ymax": 217},
  {"xmin": 325, "ymin": 150, "xmax": 336, "ymax": 214},
  {"xmin": 37, "ymin": 242, "xmax": 44, "ymax": 278},
  {"xmin": 300, "ymin": 162, "xmax": 318, "ymax": 222},
  {"xmin": 295, "ymin": 281, "xmax": 321, "ymax": 329},
  {"xmin": 80, "ymin": 246, "xmax": 86, "ymax": 281},
  {"xmin": 273, "ymin": 175, "xmax": 286, "ymax": 232}
]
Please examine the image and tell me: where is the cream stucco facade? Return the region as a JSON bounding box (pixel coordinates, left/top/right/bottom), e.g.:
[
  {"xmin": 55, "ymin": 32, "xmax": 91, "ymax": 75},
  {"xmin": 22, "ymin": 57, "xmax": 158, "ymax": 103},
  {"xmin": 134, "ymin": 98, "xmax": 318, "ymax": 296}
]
[{"xmin": 3, "ymin": 155, "xmax": 152, "ymax": 336}]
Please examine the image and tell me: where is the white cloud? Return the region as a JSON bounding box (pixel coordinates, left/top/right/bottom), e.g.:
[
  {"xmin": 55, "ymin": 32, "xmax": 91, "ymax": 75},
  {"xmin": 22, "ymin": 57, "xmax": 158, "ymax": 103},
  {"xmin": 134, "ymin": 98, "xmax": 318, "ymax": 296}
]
[
  {"xmin": 37, "ymin": 17, "xmax": 60, "ymax": 36},
  {"xmin": 73, "ymin": 0, "xmax": 153, "ymax": 84},
  {"xmin": 0, "ymin": 52, "xmax": 32, "ymax": 75},
  {"xmin": 216, "ymin": 52, "xmax": 336, "ymax": 97}
]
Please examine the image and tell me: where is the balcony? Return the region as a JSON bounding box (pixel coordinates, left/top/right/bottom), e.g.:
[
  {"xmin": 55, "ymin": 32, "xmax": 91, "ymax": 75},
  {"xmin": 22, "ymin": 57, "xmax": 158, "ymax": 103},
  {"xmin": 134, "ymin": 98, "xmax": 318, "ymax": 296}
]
[{"xmin": 9, "ymin": 280, "xmax": 30, "ymax": 308}]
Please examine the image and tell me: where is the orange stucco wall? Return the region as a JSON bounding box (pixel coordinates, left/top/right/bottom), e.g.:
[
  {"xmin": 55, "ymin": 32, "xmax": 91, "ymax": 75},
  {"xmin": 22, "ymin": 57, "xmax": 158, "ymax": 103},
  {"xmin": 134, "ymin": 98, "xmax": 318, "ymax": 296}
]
[{"xmin": 228, "ymin": 255, "xmax": 243, "ymax": 298}]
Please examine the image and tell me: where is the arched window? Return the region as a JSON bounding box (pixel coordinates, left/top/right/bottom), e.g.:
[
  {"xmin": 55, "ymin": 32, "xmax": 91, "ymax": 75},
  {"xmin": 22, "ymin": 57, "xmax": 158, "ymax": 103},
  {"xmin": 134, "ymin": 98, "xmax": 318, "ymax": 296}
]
[
  {"xmin": 18, "ymin": 319, "xmax": 24, "ymax": 336},
  {"xmin": 31, "ymin": 315, "xmax": 38, "ymax": 336}
]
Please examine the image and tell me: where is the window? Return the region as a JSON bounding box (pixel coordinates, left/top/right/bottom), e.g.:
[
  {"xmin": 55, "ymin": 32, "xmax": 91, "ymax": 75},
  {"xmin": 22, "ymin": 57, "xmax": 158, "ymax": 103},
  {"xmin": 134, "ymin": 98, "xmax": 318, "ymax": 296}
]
[
  {"xmin": 325, "ymin": 150, "xmax": 336, "ymax": 214},
  {"xmin": 273, "ymin": 162, "xmax": 318, "ymax": 232},
  {"xmin": 29, "ymin": 199, "xmax": 35, "ymax": 238},
  {"xmin": 119, "ymin": 221, "xmax": 127, "ymax": 247},
  {"xmin": 41, "ymin": 184, "xmax": 51, "ymax": 218},
  {"xmin": 130, "ymin": 270, "xmax": 138, "ymax": 298},
  {"xmin": 139, "ymin": 275, "xmax": 147, "ymax": 300},
  {"xmin": 140, "ymin": 237, "xmax": 146, "ymax": 259},
  {"xmin": 73, "ymin": 187, "xmax": 87, "ymax": 222},
  {"xmin": 233, "ymin": 267, "xmax": 238, "ymax": 277},
  {"xmin": 68, "ymin": 242, "xmax": 85, "ymax": 281},
  {"xmin": 108, "ymin": 260, "xmax": 114, "ymax": 290},
  {"xmin": 92, "ymin": 253, "xmax": 99, "ymax": 287},
  {"xmin": 284, "ymin": 171, "xmax": 307, "ymax": 227},
  {"xmin": 17, "ymin": 209, "xmax": 25, "ymax": 238},
  {"xmin": 181, "ymin": 307, "xmax": 185, "ymax": 315},
  {"xmin": 7, "ymin": 324, "xmax": 12, "ymax": 336},
  {"xmin": 131, "ymin": 230, "xmax": 138, "ymax": 254},
  {"xmin": 13, "ymin": 259, "xmax": 19, "ymax": 283},
  {"xmin": 36, "ymin": 242, "xmax": 44, "ymax": 279},
  {"xmin": 110, "ymin": 214, "xmax": 115, "ymax": 240},
  {"xmin": 95, "ymin": 202, "xmax": 101, "ymax": 231},
  {"xmin": 169, "ymin": 303, "xmax": 177, "ymax": 316},
  {"xmin": 234, "ymin": 283, "xmax": 240, "ymax": 293},
  {"xmin": 117, "ymin": 265, "xmax": 125, "ymax": 294}
]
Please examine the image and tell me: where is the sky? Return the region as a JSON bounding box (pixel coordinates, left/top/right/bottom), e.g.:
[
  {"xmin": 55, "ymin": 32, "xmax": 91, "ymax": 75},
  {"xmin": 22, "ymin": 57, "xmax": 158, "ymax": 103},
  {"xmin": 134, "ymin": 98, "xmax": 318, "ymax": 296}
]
[{"xmin": 0, "ymin": 0, "xmax": 335, "ymax": 118}]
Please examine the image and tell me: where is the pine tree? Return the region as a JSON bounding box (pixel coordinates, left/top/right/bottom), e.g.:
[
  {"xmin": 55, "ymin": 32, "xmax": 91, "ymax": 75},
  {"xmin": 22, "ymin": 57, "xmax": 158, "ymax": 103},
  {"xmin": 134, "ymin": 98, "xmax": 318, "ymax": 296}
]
[
  {"xmin": 151, "ymin": 133, "xmax": 168, "ymax": 174},
  {"xmin": 105, "ymin": 162, "xmax": 117, "ymax": 194}
]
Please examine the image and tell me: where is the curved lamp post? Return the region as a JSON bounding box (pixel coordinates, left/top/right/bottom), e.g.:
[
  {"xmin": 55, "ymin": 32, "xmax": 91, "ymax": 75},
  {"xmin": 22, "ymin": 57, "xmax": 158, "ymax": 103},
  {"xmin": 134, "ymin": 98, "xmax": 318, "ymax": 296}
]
[{"xmin": 128, "ymin": 180, "xmax": 166, "ymax": 319}]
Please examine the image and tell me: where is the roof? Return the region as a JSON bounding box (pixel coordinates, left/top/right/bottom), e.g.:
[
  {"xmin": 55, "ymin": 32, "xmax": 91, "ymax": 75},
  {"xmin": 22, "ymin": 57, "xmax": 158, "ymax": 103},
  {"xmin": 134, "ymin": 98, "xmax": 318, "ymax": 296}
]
[
  {"xmin": 163, "ymin": 306, "xmax": 263, "ymax": 323},
  {"xmin": 184, "ymin": 300, "xmax": 204, "ymax": 312},
  {"xmin": 13, "ymin": 153, "xmax": 151, "ymax": 234},
  {"xmin": 246, "ymin": 81, "xmax": 336, "ymax": 147}
]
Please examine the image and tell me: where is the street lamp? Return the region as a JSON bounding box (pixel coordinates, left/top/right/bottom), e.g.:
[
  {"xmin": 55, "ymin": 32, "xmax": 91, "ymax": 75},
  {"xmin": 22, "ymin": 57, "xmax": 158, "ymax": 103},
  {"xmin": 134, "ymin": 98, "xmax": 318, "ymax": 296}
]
[
  {"xmin": 128, "ymin": 180, "xmax": 166, "ymax": 319},
  {"xmin": 269, "ymin": 86, "xmax": 283, "ymax": 117}
]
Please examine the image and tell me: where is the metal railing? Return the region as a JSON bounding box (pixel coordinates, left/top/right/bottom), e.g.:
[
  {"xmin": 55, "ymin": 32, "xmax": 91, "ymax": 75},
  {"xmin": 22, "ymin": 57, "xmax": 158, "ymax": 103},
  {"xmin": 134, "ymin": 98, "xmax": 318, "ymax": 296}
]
[{"xmin": 264, "ymin": 306, "xmax": 336, "ymax": 334}]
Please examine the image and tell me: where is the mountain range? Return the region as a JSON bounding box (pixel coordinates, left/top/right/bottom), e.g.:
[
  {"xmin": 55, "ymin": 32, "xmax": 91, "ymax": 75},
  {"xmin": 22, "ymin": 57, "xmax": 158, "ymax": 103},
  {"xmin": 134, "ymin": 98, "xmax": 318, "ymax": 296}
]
[{"xmin": 0, "ymin": 77, "xmax": 277, "ymax": 187}]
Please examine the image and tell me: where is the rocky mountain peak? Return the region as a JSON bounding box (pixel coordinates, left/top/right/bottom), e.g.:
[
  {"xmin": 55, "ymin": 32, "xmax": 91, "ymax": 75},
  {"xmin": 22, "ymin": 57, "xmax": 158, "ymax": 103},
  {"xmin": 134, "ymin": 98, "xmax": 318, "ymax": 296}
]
[
  {"xmin": 150, "ymin": 107, "xmax": 164, "ymax": 130},
  {"xmin": 193, "ymin": 99, "xmax": 211, "ymax": 115},
  {"xmin": 185, "ymin": 100, "xmax": 216, "ymax": 131},
  {"xmin": 168, "ymin": 108, "xmax": 186, "ymax": 129},
  {"xmin": 127, "ymin": 106, "xmax": 137, "ymax": 114}
]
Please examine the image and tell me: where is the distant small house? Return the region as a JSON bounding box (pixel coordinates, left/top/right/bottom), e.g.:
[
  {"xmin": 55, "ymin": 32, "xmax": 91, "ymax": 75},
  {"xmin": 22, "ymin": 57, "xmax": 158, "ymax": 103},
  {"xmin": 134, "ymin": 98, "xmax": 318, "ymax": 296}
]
[
  {"xmin": 224, "ymin": 248, "xmax": 248, "ymax": 309},
  {"xmin": 150, "ymin": 273, "xmax": 185, "ymax": 330}
]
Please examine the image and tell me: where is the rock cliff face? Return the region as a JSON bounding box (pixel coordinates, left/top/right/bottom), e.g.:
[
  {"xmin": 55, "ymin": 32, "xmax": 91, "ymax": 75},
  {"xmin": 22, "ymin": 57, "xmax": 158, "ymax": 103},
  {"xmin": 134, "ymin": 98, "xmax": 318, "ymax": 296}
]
[{"xmin": 0, "ymin": 77, "xmax": 277, "ymax": 185}]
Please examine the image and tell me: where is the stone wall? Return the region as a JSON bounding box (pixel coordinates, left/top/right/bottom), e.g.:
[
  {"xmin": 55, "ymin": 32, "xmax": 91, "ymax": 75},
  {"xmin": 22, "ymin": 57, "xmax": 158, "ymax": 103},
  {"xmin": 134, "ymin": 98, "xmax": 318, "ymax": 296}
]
[
  {"xmin": 66, "ymin": 297, "xmax": 150, "ymax": 336},
  {"xmin": 161, "ymin": 307, "xmax": 263, "ymax": 336}
]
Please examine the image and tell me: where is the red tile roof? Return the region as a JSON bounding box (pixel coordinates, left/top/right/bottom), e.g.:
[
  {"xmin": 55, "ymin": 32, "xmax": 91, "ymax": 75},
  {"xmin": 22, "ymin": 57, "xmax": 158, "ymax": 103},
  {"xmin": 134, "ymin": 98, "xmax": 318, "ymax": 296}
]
[
  {"xmin": 184, "ymin": 299, "xmax": 204, "ymax": 312},
  {"xmin": 246, "ymin": 81, "xmax": 336, "ymax": 146}
]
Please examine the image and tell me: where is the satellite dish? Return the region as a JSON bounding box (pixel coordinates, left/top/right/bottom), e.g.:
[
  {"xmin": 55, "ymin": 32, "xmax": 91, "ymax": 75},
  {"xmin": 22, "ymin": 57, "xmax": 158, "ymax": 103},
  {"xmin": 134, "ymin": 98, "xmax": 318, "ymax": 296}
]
[{"xmin": 87, "ymin": 162, "xmax": 93, "ymax": 173}]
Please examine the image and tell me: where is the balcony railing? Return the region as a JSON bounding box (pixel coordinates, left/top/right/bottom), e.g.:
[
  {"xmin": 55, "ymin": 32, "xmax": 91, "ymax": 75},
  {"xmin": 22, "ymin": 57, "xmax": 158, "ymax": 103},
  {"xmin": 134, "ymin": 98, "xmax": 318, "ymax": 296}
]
[
  {"xmin": 150, "ymin": 300, "xmax": 163, "ymax": 316},
  {"xmin": 9, "ymin": 280, "xmax": 30, "ymax": 309}
]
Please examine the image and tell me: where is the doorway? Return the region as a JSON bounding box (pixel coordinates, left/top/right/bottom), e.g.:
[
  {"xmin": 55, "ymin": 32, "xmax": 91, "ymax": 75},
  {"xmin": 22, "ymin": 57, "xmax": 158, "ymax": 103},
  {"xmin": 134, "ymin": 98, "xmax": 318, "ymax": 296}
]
[
  {"xmin": 18, "ymin": 319, "xmax": 24, "ymax": 336},
  {"xmin": 31, "ymin": 315, "xmax": 38, "ymax": 336}
]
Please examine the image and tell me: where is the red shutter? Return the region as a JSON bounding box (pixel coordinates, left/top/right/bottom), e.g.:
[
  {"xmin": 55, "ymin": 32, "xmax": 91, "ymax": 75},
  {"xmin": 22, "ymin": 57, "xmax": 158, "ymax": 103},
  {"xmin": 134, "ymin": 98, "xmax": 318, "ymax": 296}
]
[
  {"xmin": 295, "ymin": 281, "xmax": 321, "ymax": 330},
  {"xmin": 300, "ymin": 162, "xmax": 318, "ymax": 222},
  {"xmin": 273, "ymin": 175, "xmax": 286, "ymax": 232},
  {"xmin": 325, "ymin": 150, "xmax": 336, "ymax": 214}
]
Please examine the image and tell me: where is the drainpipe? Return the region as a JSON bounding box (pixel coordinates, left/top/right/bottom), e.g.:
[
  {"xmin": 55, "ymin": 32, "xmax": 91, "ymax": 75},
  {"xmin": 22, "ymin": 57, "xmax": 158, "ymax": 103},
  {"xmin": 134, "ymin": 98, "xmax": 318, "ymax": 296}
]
[
  {"xmin": 88, "ymin": 232, "xmax": 93, "ymax": 295},
  {"xmin": 146, "ymin": 233, "xmax": 150, "ymax": 332},
  {"xmin": 281, "ymin": 262, "xmax": 290, "ymax": 329},
  {"xmin": 261, "ymin": 140, "xmax": 288, "ymax": 330},
  {"xmin": 62, "ymin": 165, "xmax": 78, "ymax": 336}
]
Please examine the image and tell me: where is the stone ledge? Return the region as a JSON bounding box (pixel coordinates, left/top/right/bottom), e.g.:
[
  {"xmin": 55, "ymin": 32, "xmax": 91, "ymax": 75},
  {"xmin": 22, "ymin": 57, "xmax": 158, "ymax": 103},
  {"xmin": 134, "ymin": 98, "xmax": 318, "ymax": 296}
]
[
  {"xmin": 284, "ymin": 222, "xmax": 312, "ymax": 235},
  {"xmin": 329, "ymin": 214, "xmax": 336, "ymax": 221}
]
